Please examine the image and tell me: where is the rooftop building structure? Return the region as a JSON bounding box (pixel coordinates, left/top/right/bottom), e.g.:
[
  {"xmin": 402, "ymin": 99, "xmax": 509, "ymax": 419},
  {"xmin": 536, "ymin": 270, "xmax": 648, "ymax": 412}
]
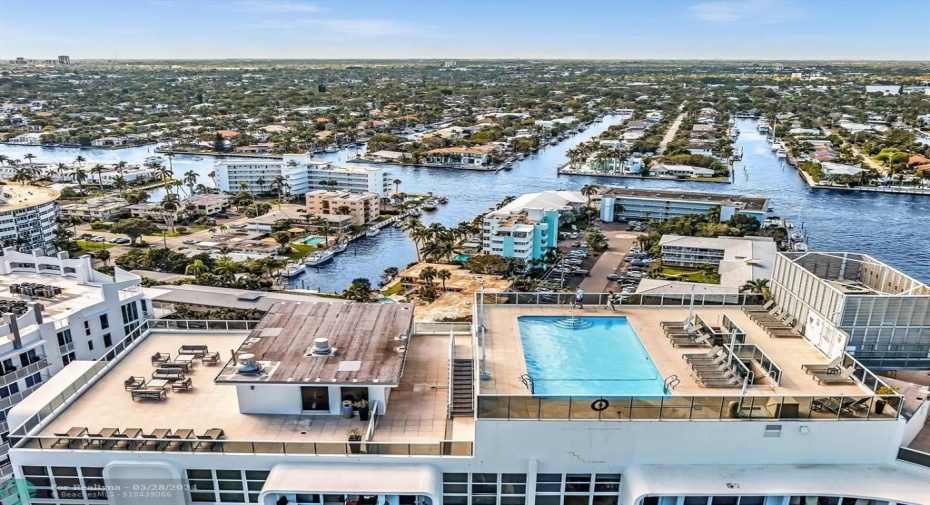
[
  {"xmin": 598, "ymin": 187, "xmax": 770, "ymax": 224},
  {"xmin": 658, "ymin": 235, "xmax": 778, "ymax": 289},
  {"xmin": 0, "ymin": 185, "xmax": 60, "ymax": 255},
  {"xmin": 58, "ymin": 195, "xmax": 130, "ymax": 222},
  {"xmin": 0, "ymin": 249, "xmax": 147, "ymax": 475}
]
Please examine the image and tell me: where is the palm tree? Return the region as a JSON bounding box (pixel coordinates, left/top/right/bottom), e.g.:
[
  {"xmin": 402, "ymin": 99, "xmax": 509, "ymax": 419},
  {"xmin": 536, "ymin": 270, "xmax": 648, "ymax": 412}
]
[
  {"xmin": 420, "ymin": 266, "xmax": 438, "ymax": 287},
  {"xmin": 74, "ymin": 155, "xmax": 85, "ymax": 167},
  {"xmin": 112, "ymin": 175, "xmax": 128, "ymax": 197},
  {"xmin": 0, "ymin": 154, "xmax": 8, "ymax": 167},
  {"xmin": 165, "ymin": 152, "xmax": 175, "ymax": 176},
  {"xmin": 91, "ymin": 164, "xmax": 107, "ymax": 190},
  {"xmin": 271, "ymin": 175, "xmax": 289, "ymax": 210},
  {"xmin": 207, "ymin": 170, "xmax": 218, "ymax": 189},
  {"xmin": 12, "ymin": 167, "xmax": 35, "ymax": 186},
  {"xmin": 740, "ymin": 278, "xmax": 771, "ymax": 300},
  {"xmin": 160, "ymin": 193, "xmax": 180, "ymax": 233},
  {"xmin": 73, "ymin": 168, "xmax": 88, "ymax": 197},
  {"xmin": 185, "ymin": 259, "xmax": 208, "ymax": 276},
  {"xmin": 214, "ymin": 256, "xmax": 238, "ymax": 277},
  {"xmin": 580, "ymin": 184, "xmax": 601, "ymax": 210},
  {"xmin": 54, "ymin": 162, "xmax": 69, "ymax": 182},
  {"xmin": 183, "ymin": 170, "xmax": 199, "ymax": 197},
  {"xmin": 115, "ymin": 160, "xmax": 128, "ymax": 177},
  {"xmin": 393, "ymin": 178, "xmax": 402, "ymax": 194},
  {"xmin": 318, "ymin": 221, "xmax": 334, "ymax": 246},
  {"xmin": 436, "ymin": 268, "xmax": 452, "ymax": 291},
  {"xmin": 23, "ymin": 153, "xmax": 36, "ymax": 165},
  {"xmin": 256, "ymin": 177, "xmax": 267, "ymax": 196}
]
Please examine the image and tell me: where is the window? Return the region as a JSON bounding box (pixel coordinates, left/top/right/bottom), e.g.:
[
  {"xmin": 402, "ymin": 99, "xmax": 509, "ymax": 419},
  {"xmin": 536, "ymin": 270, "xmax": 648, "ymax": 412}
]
[
  {"xmin": 764, "ymin": 424, "xmax": 782, "ymax": 437},
  {"xmin": 103, "ymin": 333, "xmax": 112, "ymax": 347},
  {"xmin": 84, "ymin": 320, "xmax": 91, "ymax": 336},
  {"xmin": 61, "ymin": 352, "xmax": 76, "ymax": 367},
  {"xmin": 0, "ymin": 383, "xmax": 20, "ymax": 399},
  {"xmin": 99, "ymin": 314, "xmax": 109, "ymax": 329},
  {"xmin": 56, "ymin": 329, "xmax": 72, "ymax": 347},
  {"xmin": 25, "ymin": 372, "xmax": 42, "ymax": 388},
  {"xmin": 88, "ymin": 340, "xmax": 94, "ymax": 351}
]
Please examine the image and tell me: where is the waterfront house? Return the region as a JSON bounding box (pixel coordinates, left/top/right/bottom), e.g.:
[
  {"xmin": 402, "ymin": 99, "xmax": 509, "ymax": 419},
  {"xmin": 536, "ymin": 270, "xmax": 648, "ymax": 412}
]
[
  {"xmin": 425, "ymin": 145, "xmax": 496, "ymax": 167},
  {"xmin": 90, "ymin": 136, "xmax": 127, "ymax": 147},
  {"xmin": 820, "ymin": 162, "xmax": 867, "ymax": 180},
  {"xmin": 865, "ymin": 85, "xmax": 902, "ymax": 95},
  {"xmin": 651, "ymin": 164, "xmax": 716, "ymax": 178}
]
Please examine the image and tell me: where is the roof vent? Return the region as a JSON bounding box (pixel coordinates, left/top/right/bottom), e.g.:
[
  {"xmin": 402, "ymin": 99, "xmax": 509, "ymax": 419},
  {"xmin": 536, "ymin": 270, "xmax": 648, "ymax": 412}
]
[
  {"xmin": 307, "ymin": 338, "xmax": 333, "ymax": 356},
  {"xmin": 236, "ymin": 353, "xmax": 263, "ymax": 375}
]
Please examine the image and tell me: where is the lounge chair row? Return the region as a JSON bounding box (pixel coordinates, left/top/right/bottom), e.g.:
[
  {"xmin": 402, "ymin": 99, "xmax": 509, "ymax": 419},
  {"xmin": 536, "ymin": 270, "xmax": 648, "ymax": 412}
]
[
  {"xmin": 51, "ymin": 427, "xmax": 225, "ymax": 451},
  {"xmin": 812, "ymin": 366, "xmax": 856, "ymax": 385},
  {"xmin": 683, "ymin": 347, "xmax": 744, "ymax": 388},
  {"xmin": 151, "ymin": 349, "xmax": 221, "ymax": 366}
]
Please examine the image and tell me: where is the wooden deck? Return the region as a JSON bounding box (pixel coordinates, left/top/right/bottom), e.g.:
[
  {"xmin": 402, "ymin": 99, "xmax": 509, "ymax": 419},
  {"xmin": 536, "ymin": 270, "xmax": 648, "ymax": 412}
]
[{"xmin": 218, "ymin": 301, "xmax": 414, "ymax": 384}]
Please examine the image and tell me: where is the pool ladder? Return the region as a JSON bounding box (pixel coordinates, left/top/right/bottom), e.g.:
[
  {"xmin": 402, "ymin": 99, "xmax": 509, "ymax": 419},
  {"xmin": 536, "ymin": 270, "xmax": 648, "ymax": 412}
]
[
  {"xmin": 663, "ymin": 375, "xmax": 680, "ymax": 394},
  {"xmin": 520, "ymin": 374, "xmax": 535, "ymax": 394}
]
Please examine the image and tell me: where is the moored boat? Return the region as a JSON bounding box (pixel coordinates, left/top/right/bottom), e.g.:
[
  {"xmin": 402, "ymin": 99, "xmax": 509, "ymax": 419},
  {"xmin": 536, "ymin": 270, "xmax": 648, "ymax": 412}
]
[
  {"xmin": 305, "ymin": 250, "xmax": 334, "ymax": 266},
  {"xmin": 366, "ymin": 228, "xmax": 381, "ymax": 238},
  {"xmin": 332, "ymin": 242, "xmax": 348, "ymax": 254}
]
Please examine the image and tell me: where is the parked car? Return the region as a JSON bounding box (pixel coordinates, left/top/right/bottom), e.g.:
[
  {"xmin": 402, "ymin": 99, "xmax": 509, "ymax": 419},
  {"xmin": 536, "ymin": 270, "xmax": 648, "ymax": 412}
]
[
  {"xmin": 627, "ymin": 272, "xmax": 643, "ymax": 279},
  {"xmin": 572, "ymin": 269, "xmax": 590, "ymax": 276},
  {"xmin": 607, "ymin": 274, "xmax": 624, "ymax": 281},
  {"xmin": 108, "ymin": 237, "xmax": 122, "ymax": 243},
  {"xmin": 569, "ymin": 232, "xmax": 579, "ymax": 239},
  {"xmin": 182, "ymin": 240, "xmax": 198, "ymax": 245},
  {"xmin": 570, "ymin": 241, "xmax": 581, "ymax": 247}
]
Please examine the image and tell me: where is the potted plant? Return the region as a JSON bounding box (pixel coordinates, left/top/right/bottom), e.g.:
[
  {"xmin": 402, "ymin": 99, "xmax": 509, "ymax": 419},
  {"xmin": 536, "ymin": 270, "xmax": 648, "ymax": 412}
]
[
  {"xmin": 346, "ymin": 428, "xmax": 362, "ymax": 454},
  {"xmin": 354, "ymin": 399, "xmax": 370, "ymax": 421},
  {"xmin": 874, "ymin": 385, "xmax": 900, "ymax": 414}
]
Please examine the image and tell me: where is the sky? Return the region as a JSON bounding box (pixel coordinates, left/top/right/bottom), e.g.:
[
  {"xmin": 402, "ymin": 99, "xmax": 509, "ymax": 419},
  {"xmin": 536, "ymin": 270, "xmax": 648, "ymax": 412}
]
[{"xmin": 0, "ymin": 0, "xmax": 928, "ymax": 61}]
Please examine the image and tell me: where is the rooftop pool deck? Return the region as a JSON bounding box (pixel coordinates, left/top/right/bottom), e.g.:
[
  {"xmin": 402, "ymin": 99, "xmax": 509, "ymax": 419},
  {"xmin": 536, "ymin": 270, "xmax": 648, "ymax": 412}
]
[{"xmin": 479, "ymin": 305, "xmax": 872, "ymax": 398}]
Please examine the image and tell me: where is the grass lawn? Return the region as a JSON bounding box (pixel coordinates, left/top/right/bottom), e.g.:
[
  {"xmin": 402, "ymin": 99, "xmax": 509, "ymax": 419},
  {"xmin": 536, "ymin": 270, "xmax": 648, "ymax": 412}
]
[
  {"xmin": 381, "ymin": 282, "xmax": 404, "ymax": 296},
  {"xmin": 73, "ymin": 240, "xmax": 115, "ymax": 257},
  {"xmin": 655, "ymin": 266, "xmax": 720, "ymax": 284},
  {"xmin": 287, "ymin": 244, "xmax": 317, "ymax": 260}
]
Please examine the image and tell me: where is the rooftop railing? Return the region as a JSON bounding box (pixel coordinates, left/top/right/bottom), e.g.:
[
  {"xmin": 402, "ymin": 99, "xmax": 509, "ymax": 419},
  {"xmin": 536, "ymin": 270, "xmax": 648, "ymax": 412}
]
[
  {"xmin": 732, "ymin": 344, "xmax": 782, "ymax": 386},
  {"xmin": 476, "ymin": 291, "xmax": 763, "ymax": 307},
  {"xmin": 12, "ymin": 436, "xmax": 473, "ymax": 457},
  {"xmin": 9, "ymin": 319, "xmax": 256, "ymax": 445},
  {"xmin": 476, "ymin": 394, "xmax": 902, "ymax": 422}
]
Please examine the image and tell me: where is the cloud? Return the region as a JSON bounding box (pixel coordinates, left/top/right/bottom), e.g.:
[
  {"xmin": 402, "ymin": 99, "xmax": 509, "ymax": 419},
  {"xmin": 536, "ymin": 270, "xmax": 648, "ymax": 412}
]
[
  {"xmin": 245, "ymin": 17, "xmax": 415, "ymax": 38},
  {"xmin": 233, "ymin": 0, "xmax": 319, "ymax": 13},
  {"xmin": 690, "ymin": 0, "xmax": 807, "ymax": 24}
]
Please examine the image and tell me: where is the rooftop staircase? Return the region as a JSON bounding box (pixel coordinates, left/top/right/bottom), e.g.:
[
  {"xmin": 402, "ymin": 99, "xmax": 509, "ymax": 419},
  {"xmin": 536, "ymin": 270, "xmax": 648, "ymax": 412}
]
[{"xmin": 451, "ymin": 358, "xmax": 474, "ymax": 416}]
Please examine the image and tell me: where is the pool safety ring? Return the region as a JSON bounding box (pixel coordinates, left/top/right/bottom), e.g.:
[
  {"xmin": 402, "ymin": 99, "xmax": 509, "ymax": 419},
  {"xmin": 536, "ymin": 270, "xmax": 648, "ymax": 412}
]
[{"xmin": 591, "ymin": 399, "xmax": 609, "ymax": 412}]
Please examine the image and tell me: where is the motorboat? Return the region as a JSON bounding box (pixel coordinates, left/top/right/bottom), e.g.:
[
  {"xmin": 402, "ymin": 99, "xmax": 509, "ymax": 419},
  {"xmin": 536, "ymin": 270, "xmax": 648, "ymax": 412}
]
[
  {"xmin": 282, "ymin": 262, "xmax": 306, "ymax": 278},
  {"xmin": 503, "ymin": 162, "xmax": 513, "ymax": 170},
  {"xmin": 366, "ymin": 228, "xmax": 381, "ymax": 238},
  {"xmin": 332, "ymin": 242, "xmax": 348, "ymax": 254},
  {"xmin": 793, "ymin": 242, "xmax": 809, "ymax": 252},
  {"xmin": 438, "ymin": 197, "xmax": 449, "ymax": 204},
  {"xmin": 423, "ymin": 200, "xmax": 438, "ymax": 211},
  {"xmin": 325, "ymin": 145, "xmax": 339, "ymax": 153},
  {"xmin": 776, "ymin": 148, "xmax": 787, "ymax": 158},
  {"xmin": 305, "ymin": 250, "xmax": 334, "ymax": 267},
  {"xmin": 393, "ymin": 221, "xmax": 404, "ymax": 228}
]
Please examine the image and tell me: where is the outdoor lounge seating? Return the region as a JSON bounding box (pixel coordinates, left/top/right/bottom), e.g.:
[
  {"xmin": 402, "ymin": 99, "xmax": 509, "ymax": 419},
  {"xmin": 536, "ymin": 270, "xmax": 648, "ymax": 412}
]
[
  {"xmin": 813, "ymin": 366, "xmax": 856, "ymax": 385},
  {"xmin": 124, "ymin": 376, "xmax": 146, "ymax": 391},
  {"xmin": 201, "ymin": 351, "xmax": 221, "ymax": 365},
  {"xmin": 669, "ymin": 332, "xmax": 712, "ymax": 348},
  {"xmin": 161, "ymin": 361, "xmax": 192, "ymax": 373},
  {"xmin": 801, "ymin": 357, "xmax": 843, "ymax": 374},
  {"xmin": 139, "ymin": 429, "xmax": 171, "ymax": 451},
  {"xmin": 107, "ymin": 428, "xmax": 141, "ymax": 450},
  {"xmin": 164, "ymin": 429, "xmax": 195, "ymax": 451},
  {"xmin": 742, "ymin": 300, "xmax": 776, "ymax": 313},
  {"xmin": 171, "ymin": 377, "xmax": 193, "ymax": 392},
  {"xmin": 817, "ymin": 397, "xmax": 871, "ymax": 414},
  {"xmin": 698, "ymin": 376, "xmax": 742, "ymax": 388},
  {"xmin": 683, "ymin": 346, "xmax": 724, "ymax": 363},
  {"xmin": 178, "ymin": 344, "xmax": 209, "ymax": 357},
  {"xmin": 131, "ymin": 388, "xmax": 167, "ymax": 402},
  {"xmin": 85, "ymin": 427, "xmax": 119, "ymax": 449},
  {"xmin": 51, "ymin": 427, "xmax": 88, "ymax": 449},
  {"xmin": 152, "ymin": 368, "xmax": 186, "ymax": 381},
  {"xmin": 194, "ymin": 428, "xmax": 225, "ymax": 452},
  {"xmin": 151, "ymin": 352, "xmax": 171, "ymax": 366},
  {"xmin": 768, "ymin": 322, "xmax": 804, "ymax": 338}
]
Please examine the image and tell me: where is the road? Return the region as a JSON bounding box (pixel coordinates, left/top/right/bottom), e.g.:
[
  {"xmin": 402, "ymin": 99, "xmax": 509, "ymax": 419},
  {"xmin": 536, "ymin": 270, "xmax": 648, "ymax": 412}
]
[
  {"xmin": 578, "ymin": 224, "xmax": 641, "ymax": 293},
  {"xmin": 657, "ymin": 105, "xmax": 687, "ymax": 155}
]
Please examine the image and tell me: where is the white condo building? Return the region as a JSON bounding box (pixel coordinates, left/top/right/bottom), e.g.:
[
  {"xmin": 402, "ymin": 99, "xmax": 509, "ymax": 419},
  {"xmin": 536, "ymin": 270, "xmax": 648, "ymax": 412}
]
[
  {"xmin": 3, "ymin": 250, "xmax": 929, "ymax": 505},
  {"xmin": 217, "ymin": 155, "xmax": 392, "ymax": 196},
  {"xmin": 482, "ymin": 191, "xmax": 585, "ymax": 261},
  {"xmin": 0, "ymin": 250, "xmax": 148, "ymax": 476},
  {"xmin": 0, "ymin": 186, "xmax": 60, "ymax": 256}
]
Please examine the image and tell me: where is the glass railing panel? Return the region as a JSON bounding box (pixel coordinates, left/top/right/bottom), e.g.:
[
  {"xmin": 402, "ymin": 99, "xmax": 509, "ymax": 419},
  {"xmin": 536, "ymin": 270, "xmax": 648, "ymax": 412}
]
[
  {"xmin": 868, "ymin": 395, "xmax": 899, "ymax": 419},
  {"xmin": 508, "ymin": 397, "xmax": 540, "ymax": 419},
  {"xmin": 659, "ymin": 396, "xmax": 693, "ymax": 420},
  {"xmin": 371, "ymin": 443, "xmax": 410, "ymax": 455},
  {"xmin": 690, "ymin": 397, "xmax": 725, "ymax": 419},
  {"xmin": 252, "ymin": 442, "xmax": 284, "ymax": 453},
  {"xmin": 477, "ymin": 396, "xmax": 508, "ymax": 419},
  {"xmin": 538, "ymin": 398, "xmax": 571, "ymax": 420},
  {"xmin": 569, "ymin": 397, "xmax": 602, "ymax": 420},
  {"xmin": 283, "ymin": 442, "xmax": 318, "ymax": 454},
  {"xmin": 408, "ymin": 444, "xmax": 441, "ymax": 456},
  {"xmin": 218, "ymin": 441, "xmax": 254, "ymax": 453},
  {"xmin": 629, "ymin": 397, "xmax": 662, "ymax": 419}
]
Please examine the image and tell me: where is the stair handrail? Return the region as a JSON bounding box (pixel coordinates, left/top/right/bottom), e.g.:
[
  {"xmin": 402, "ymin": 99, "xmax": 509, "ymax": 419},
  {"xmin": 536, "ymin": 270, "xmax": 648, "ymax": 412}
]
[{"xmin": 447, "ymin": 328, "xmax": 455, "ymax": 419}]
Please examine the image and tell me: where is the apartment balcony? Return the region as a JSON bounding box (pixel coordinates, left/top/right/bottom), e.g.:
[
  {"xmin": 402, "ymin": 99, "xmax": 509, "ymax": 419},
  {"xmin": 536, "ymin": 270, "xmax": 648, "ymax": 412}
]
[
  {"xmin": 59, "ymin": 341, "xmax": 76, "ymax": 355},
  {"xmin": 0, "ymin": 358, "xmax": 50, "ymax": 388},
  {"xmin": 0, "ymin": 379, "xmax": 48, "ymax": 411}
]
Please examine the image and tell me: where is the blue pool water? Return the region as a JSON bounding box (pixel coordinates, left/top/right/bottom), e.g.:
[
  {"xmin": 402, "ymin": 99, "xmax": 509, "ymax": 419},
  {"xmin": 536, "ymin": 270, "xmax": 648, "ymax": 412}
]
[
  {"xmin": 452, "ymin": 254, "xmax": 472, "ymax": 262},
  {"xmin": 303, "ymin": 237, "xmax": 325, "ymax": 246},
  {"xmin": 517, "ymin": 316, "xmax": 665, "ymax": 395}
]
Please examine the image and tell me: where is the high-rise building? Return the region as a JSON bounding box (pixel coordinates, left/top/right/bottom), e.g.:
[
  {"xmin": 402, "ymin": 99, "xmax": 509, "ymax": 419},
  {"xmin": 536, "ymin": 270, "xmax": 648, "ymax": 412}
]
[
  {"xmin": 58, "ymin": 55, "xmax": 70, "ymax": 65},
  {"xmin": 0, "ymin": 186, "xmax": 60, "ymax": 256},
  {"xmin": 0, "ymin": 251, "xmax": 148, "ymax": 475}
]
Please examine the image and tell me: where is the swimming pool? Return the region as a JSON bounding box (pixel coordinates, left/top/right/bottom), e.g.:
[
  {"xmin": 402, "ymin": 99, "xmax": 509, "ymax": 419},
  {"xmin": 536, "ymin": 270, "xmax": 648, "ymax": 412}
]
[
  {"xmin": 517, "ymin": 316, "xmax": 665, "ymax": 395},
  {"xmin": 303, "ymin": 237, "xmax": 325, "ymax": 246},
  {"xmin": 452, "ymin": 254, "xmax": 472, "ymax": 263}
]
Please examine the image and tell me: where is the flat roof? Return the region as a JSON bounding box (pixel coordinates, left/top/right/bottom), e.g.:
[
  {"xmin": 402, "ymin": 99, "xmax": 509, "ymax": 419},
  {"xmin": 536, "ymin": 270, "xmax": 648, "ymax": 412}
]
[
  {"xmin": 601, "ymin": 187, "xmax": 769, "ymax": 211},
  {"xmin": 147, "ymin": 284, "xmax": 342, "ymax": 311},
  {"xmin": 0, "ymin": 185, "xmax": 59, "ymax": 211},
  {"xmin": 37, "ymin": 330, "xmax": 464, "ymax": 444},
  {"xmin": 479, "ymin": 305, "xmax": 872, "ymax": 398},
  {"xmin": 216, "ymin": 301, "xmax": 414, "ymax": 384}
]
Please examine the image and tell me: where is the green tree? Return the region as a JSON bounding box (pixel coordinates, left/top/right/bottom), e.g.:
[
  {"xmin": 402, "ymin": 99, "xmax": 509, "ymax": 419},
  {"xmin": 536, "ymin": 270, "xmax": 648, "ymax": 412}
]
[
  {"xmin": 343, "ymin": 278, "xmax": 374, "ymax": 302},
  {"xmin": 111, "ymin": 218, "xmax": 160, "ymax": 246}
]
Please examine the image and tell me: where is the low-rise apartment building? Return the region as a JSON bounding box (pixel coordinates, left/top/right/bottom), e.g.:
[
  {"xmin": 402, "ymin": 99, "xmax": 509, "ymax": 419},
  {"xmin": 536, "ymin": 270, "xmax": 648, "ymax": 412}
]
[
  {"xmin": 129, "ymin": 194, "xmax": 229, "ymax": 221},
  {"xmin": 598, "ymin": 187, "xmax": 770, "ymax": 223},
  {"xmin": 657, "ymin": 235, "xmax": 777, "ymax": 289},
  {"xmin": 305, "ymin": 190, "xmax": 380, "ymax": 225},
  {"xmin": 425, "ymin": 145, "xmax": 496, "ymax": 167},
  {"xmin": 58, "ymin": 195, "xmax": 130, "ymax": 222},
  {"xmin": 483, "ymin": 191, "xmax": 584, "ymax": 261},
  {"xmin": 217, "ymin": 155, "xmax": 392, "ymax": 196}
]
